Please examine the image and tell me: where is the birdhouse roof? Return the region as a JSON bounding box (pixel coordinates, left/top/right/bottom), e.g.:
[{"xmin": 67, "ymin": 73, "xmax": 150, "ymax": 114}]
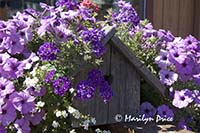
[{"xmin": 102, "ymin": 26, "xmax": 166, "ymax": 96}]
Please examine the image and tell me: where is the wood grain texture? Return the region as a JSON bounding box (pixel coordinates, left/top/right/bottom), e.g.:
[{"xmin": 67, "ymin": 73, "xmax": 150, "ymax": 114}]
[
  {"xmin": 163, "ymin": 0, "xmax": 180, "ymax": 36},
  {"xmin": 153, "ymin": 0, "xmax": 163, "ymax": 29},
  {"xmin": 178, "ymin": 0, "xmax": 194, "ymax": 37},
  {"xmin": 107, "ymin": 41, "xmax": 140, "ymax": 123},
  {"xmin": 194, "ymin": 0, "xmax": 200, "ymax": 39}
]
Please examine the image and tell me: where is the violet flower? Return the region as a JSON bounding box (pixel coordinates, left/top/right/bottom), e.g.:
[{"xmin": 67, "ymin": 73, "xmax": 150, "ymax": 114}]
[
  {"xmin": 172, "ymin": 89, "xmax": 193, "ymax": 109},
  {"xmin": 157, "ymin": 105, "xmax": 174, "ymax": 119},
  {"xmin": 11, "ymin": 91, "xmax": 35, "ymax": 114},
  {"xmin": 14, "ymin": 118, "xmax": 31, "ymax": 133},
  {"xmin": 140, "ymin": 102, "xmax": 156, "ymax": 118},
  {"xmin": 159, "ymin": 69, "xmax": 178, "ymax": 86},
  {"xmin": 0, "ymin": 102, "xmax": 17, "ymax": 126}
]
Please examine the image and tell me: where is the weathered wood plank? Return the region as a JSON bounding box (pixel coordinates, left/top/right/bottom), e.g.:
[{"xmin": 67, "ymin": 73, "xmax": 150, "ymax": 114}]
[
  {"xmin": 107, "ymin": 41, "xmax": 140, "ymax": 123},
  {"xmin": 163, "ymin": 0, "xmax": 180, "ymax": 36},
  {"xmin": 111, "ymin": 36, "xmax": 166, "ymax": 96},
  {"xmin": 153, "ymin": 0, "xmax": 163, "ymax": 29},
  {"xmin": 178, "ymin": 0, "xmax": 194, "ymax": 37},
  {"xmin": 194, "ymin": 0, "xmax": 200, "ymax": 39}
]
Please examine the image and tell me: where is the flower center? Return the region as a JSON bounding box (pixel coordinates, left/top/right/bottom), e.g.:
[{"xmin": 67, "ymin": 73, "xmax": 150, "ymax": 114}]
[{"xmin": 180, "ymin": 96, "xmax": 185, "ymax": 101}]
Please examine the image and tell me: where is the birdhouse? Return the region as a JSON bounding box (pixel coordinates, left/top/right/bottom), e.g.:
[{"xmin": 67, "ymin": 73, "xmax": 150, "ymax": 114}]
[{"xmin": 72, "ymin": 26, "xmax": 165, "ymax": 126}]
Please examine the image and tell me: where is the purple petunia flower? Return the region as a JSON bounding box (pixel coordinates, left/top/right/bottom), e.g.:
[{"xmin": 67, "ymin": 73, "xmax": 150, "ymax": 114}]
[
  {"xmin": 14, "ymin": 118, "xmax": 31, "ymax": 133},
  {"xmin": 25, "ymin": 110, "xmax": 45, "ymax": 126},
  {"xmin": 52, "ymin": 76, "xmax": 71, "ymax": 96},
  {"xmin": 159, "ymin": 69, "xmax": 178, "ymax": 86},
  {"xmin": 0, "ymin": 101, "xmax": 17, "ymax": 126},
  {"xmin": 178, "ymin": 118, "xmax": 192, "ymax": 131},
  {"xmin": 175, "ymin": 58, "xmax": 194, "ymax": 75},
  {"xmin": 76, "ymin": 81, "xmax": 96, "ymax": 100},
  {"xmin": 56, "ymin": 0, "xmax": 79, "ymax": 10},
  {"xmin": 37, "ymin": 42, "xmax": 60, "ymax": 61},
  {"xmin": 157, "ymin": 105, "xmax": 174, "ymax": 119},
  {"xmin": 192, "ymin": 90, "xmax": 200, "ymax": 105},
  {"xmin": 0, "ymin": 77, "xmax": 15, "ymax": 97},
  {"xmin": 44, "ymin": 69, "xmax": 55, "ymax": 83},
  {"xmin": 184, "ymin": 35, "xmax": 199, "ymax": 52},
  {"xmin": 155, "ymin": 49, "xmax": 171, "ymax": 69},
  {"xmin": 168, "ymin": 48, "xmax": 187, "ymax": 64},
  {"xmin": 11, "ymin": 91, "xmax": 35, "ymax": 114},
  {"xmin": 140, "ymin": 102, "xmax": 156, "ymax": 118},
  {"xmin": 4, "ymin": 33, "xmax": 24, "ymax": 55},
  {"xmin": 0, "ymin": 125, "xmax": 6, "ymax": 133},
  {"xmin": 172, "ymin": 89, "xmax": 193, "ymax": 109},
  {"xmin": 26, "ymin": 86, "xmax": 46, "ymax": 97},
  {"xmin": 2, "ymin": 58, "xmax": 24, "ymax": 79}
]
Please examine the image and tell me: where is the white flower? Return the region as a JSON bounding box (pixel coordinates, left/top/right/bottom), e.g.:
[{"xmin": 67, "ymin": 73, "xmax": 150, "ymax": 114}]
[
  {"xmin": 52, "ymin": 121, "xmax": 60, "ymax": 128},
  {"xmin": 61, "ymin": 110, "xmax": 68, "ymax": 118},
  {"xmin": 91, "ymin": 118, "xmax": 96, "ymax": 125},
  {"xmin": 103, "ymin": 130, "xmax": 111, "ymax": 133},
  {"xmin": 56, "ymin": 111, "xmax": 62, "ymax": 117},
  {"xmin": 69, "ymin": 129, "xmax": 76, "ymax": 133},
  {"xmin": 68, "ymin": 106, "xmax": 80, "ymax": 119},
  {"xmin": 30, "ymin": 64, "xmax": 38, "ymax": 76},
  {"xmin": 69, "ymin": 88, "xmax": 75, "ymax": 93},
  {"xmin": 82, "ymin": 120, "xmax": 90, "ymax": 130},
  {"xmin": 36, "ymin": 101, "xmax": 45, "ymax": 108},
  {"xmin": 95, "ymin": 128, "xmax": 101, "ymax": 133},
  {"xmin": 24, "ymin": 77, "xmax": 39, "ymax": 88}
]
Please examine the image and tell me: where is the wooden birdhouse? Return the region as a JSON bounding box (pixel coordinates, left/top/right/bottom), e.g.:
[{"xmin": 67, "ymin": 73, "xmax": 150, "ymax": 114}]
[{"xmin": 72, "ymin": 26, "xmax": 165, "ymax": 126}]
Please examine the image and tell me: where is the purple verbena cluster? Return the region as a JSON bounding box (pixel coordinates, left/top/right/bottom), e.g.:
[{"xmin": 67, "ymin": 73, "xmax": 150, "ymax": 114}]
[
  {"xmin": 81, "ymin": 28, "xmax": 105, "ymax": 57},
  {"xmin": 37, "ymin": 42, "xmax": 60, "ymax": 61},
  {"xmin": 76, "ymin": 69, "xmax": 113, "ymax": 103},
  {"xmin": 112, "ymin": 0, "xmax": 139, "ymax": 26},
  {"xmin": 52, "ymin": 76, "xmax": 71, "ymax": 96}
]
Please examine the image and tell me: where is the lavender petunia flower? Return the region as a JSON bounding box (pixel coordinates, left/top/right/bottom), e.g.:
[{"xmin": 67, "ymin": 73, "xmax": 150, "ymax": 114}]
[
  {"xmin": 175, "ymin": 58, "xmax": 194, "ymax": 75},
  {"xmin": 24, "ymin": 110, "xmax": 45, "ymax": 125},
  {"xmin": 159, "ymin": 69, "xmax": 178, "ymax": 86},
  {"xmin": 157, "ymin": 105, "xmax": 174, "ymax": 119},
  {"xmin": 23, "ymin": 53, "xmax": 39, "ymax": 70},
  {"xmin": 0, "ymin": 77, "xmax": 15, "ymax": 97},
  {"xmin": 11, "ymin": 91, "xmax": 35, "ymax": 114},
  {"xmin": 0, "ymin": 125, "xmax": 6, "ymax": 133},
  {"xmin": 168, "ymin": 48, "xmax": 187, "ymax": 64},
  {"xmin": 172, "ymin": 89, "xmax": 193, "ymax": 109},
  {"xmin": 178, "ymin": 118, "xmax": 191, "ymax": 131},
  {"xmin": 0, "ymin": 102, "xmax": 17, "ymax": 126},
  {"xmin": 155, "ymin": 49, "xmax": 171, "ymax": 69},
  {"xmin": 4, "ymin": 33, "xmax": 24, "ymax": 55},
  {"xmin": 140, "ymin": 102, "xmax": 156, "ymax": 118},
  {"xmin": 14, "ymin": 118, "xmax": 31, "ymax": 133},
  {"xmin": 184, "ymin": 35, "xmax": 199, "ymax": 52},
  {"xmin": 2, "ymin": 58, "xmax": 24, "ymax": 79},
  {"xmin": 52, "ymin": 76, "xmax": 71, "ymax": 96},
  {"xmin": 26, "ymin": 86, "xmax": 46, "ymax": 97}
]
